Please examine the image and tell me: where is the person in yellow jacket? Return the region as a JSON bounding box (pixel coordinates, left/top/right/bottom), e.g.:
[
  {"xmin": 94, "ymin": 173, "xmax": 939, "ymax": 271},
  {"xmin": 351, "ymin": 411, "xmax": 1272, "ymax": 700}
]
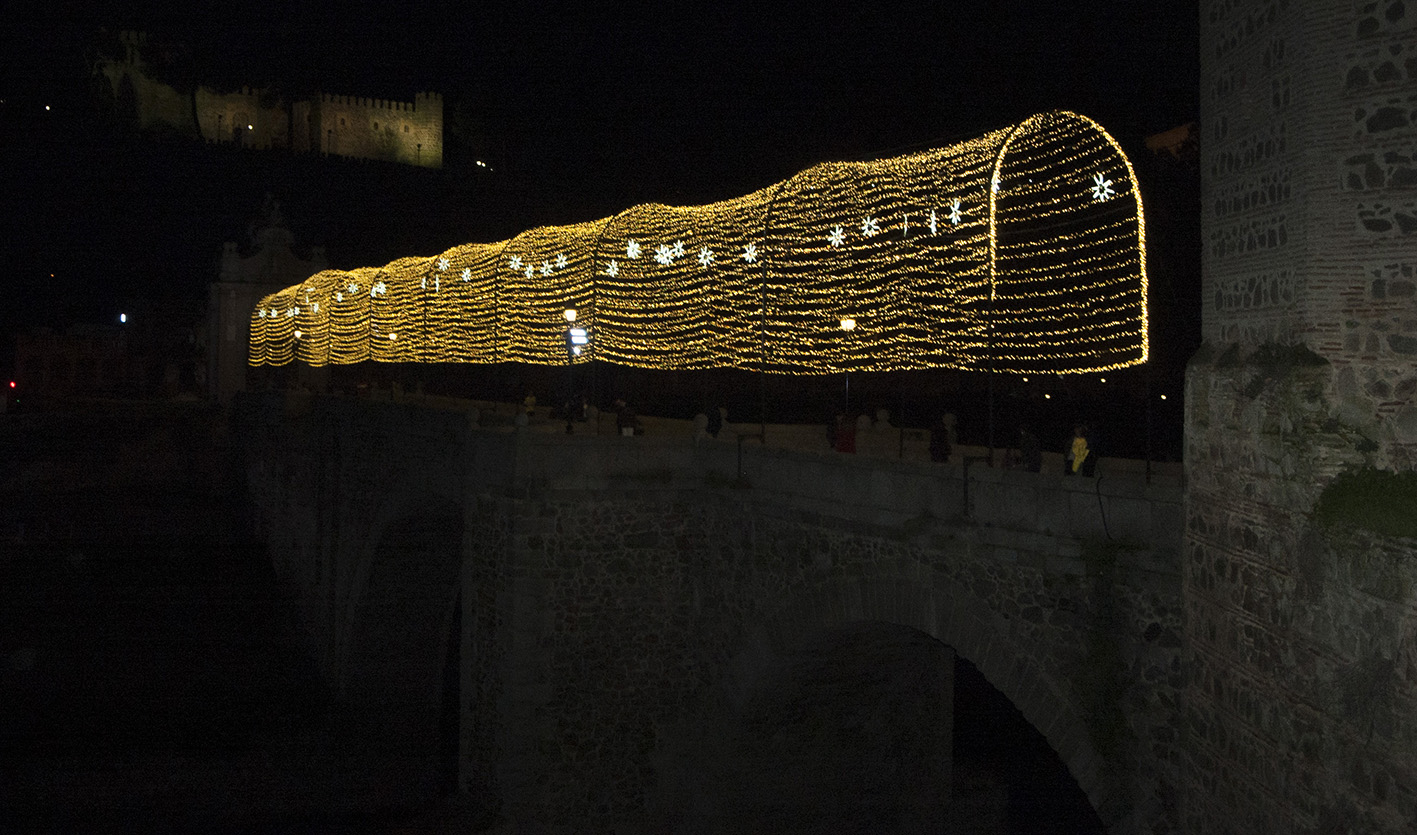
[{"xmin": 1065, "ymin": 424, "xmax": 1090, "ymax": 476}]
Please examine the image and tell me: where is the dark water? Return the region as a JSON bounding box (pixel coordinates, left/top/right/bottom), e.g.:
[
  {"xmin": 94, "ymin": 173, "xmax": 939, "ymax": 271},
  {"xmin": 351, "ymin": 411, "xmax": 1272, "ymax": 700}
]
[{"xmin": 2, "ymin": 403, "xmax": 1106, "ymax": 833}]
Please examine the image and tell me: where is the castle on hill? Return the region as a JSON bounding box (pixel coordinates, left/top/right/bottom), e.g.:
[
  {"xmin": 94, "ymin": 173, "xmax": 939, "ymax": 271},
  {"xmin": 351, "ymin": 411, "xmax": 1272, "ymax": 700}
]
[{"xmin": 97, "ymin": 31, "xmax": 443, "ymax": 169}]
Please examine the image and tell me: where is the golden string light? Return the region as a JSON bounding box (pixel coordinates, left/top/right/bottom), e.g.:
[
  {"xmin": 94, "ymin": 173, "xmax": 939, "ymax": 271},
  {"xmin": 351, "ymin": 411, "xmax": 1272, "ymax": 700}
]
[{"xmin": 251, "ymin": 110, "xmax": 1147, "ymax": 375}]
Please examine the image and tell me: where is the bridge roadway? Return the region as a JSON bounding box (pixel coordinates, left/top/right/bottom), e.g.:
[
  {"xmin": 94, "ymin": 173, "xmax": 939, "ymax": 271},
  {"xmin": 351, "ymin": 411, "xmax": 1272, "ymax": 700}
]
[{"xmin": 235, "ymin": 391, "xmax": 1184, "ymax": 834}]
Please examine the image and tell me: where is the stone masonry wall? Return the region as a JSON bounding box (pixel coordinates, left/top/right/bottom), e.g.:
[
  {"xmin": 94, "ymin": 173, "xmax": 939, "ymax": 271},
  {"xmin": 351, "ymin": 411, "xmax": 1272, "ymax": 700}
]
[
  {"xmin": 1184, "ymin": 353, "xmax": 1417, "ymax": 832},
  {"xmin": 1194, "ymin": 1, "xmax": 1417, "ymax": 831},
  {"xmin": 480, "ymin": 487, "xmax": 1183, "ymax": 834}
]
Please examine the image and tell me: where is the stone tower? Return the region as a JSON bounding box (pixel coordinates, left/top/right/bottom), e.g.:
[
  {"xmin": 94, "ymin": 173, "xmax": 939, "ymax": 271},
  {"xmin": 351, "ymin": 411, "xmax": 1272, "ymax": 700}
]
[{"xmin": 1188, "ymin": 1, "xmax": 1417, "ymax": 831}]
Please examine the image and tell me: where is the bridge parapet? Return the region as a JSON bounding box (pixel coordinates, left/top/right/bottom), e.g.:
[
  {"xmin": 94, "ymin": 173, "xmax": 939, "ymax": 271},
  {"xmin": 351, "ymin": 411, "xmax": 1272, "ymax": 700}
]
[{"xmin": 504, "ymin": 430, "xmax": 1182, "ymax": 559}]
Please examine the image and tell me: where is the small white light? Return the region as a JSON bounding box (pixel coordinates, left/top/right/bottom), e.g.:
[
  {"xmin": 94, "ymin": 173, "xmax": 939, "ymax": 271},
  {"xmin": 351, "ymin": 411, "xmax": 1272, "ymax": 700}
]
[
  {"xmin": 1044, "ymin": 393, "xmax": 1052, "ymax": 400},
  {"xmin": 563, "ymin": 308, "xmax": 577, "ymax": 323},
  {"xmin": 388, "ymin": 333, "xmax": 397, "ymax": 340},
  {"xmin": 1099, "ymin": 377, "xmax": 1107, "ymax": 383},
  {"xmin": 293, "ymin": 330, "xmax": 302, "ymax": 339},
  {"xmin": 45, "ymin": 105, "xmax": 51, "ymax": 111},
  {"xmin": 118, "ymin": 313, "xmax": 127, "ymax": 324},
  {"xmin": 247, "ymin": 124, "xmax": 253, "ymax": 130},
  {"xmin": 476, "ymin": 160, "xmax": 486, "ymax": 167},
  {"xmin": 1160, "ymin": 394, "xmax": 1168, "ymax": 400},
  {"xmin": 840, "ymin": 318, "xmax": 856, "ymax": 331}
]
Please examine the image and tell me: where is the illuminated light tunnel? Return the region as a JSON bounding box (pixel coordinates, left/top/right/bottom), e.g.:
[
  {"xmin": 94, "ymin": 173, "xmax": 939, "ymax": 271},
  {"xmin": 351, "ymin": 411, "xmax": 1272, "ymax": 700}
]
[{"xmin": 250, "ymin": 110, "xmax": 1147, "ymax": 376}]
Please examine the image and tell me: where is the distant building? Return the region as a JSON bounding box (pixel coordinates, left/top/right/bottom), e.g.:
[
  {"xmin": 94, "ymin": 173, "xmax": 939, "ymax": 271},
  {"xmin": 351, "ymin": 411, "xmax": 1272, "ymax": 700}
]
[
  {"xmin": 12, "ymin": 301, "xmax": 206, "ymax": 405},
  {"xmin": 96, "ymin": 31, "xmax": 443, "ymax": 168},
  {"xmin": 208, "ymin": 198, "xmax": 328, "ymax": 403},
  {"xmin": 13, "ymin": 325, "xmax": 132, "ymax": 402}
]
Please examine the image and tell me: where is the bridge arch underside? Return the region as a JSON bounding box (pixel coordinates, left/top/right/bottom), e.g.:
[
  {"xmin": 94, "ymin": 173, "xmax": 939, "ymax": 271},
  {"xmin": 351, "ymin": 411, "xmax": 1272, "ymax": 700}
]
[
  {"xmin": 341, "ymin": 501, "xmax": 463, "ymax": 761},
  {"xmin": 651, "ymin": 576, "xmax": 1121, "ymax": 833}
]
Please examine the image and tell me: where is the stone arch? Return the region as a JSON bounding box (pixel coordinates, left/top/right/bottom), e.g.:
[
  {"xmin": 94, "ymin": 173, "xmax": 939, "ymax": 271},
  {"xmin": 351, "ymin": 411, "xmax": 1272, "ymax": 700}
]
[
  {"xmin": 665, "ymin": 619, "xmax": 957, "ymax": 833},
  {"xmin": 662, "ymin": 571, "xmax": 1121, "ymax": 832},
  {"xmin": 338, "ymin": 493, "xmax": 464, "ymax": 762}
]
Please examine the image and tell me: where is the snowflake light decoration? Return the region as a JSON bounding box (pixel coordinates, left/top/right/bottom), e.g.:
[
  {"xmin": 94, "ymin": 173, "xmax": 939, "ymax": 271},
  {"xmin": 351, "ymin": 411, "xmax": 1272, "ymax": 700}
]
[
  {"xmin": 861, "ymin": 216, "xmax": 880, "ymax": 237},
  {"xmin": 540, "ymin": 261, "xmax": 552, "ymax": 277},
  {"xmin": 524, "ymin": 264, "xmax": 535, "ymax": 279},
  {"xmin": 991, "ymin": 175, "xmax": 1001, "ymax": 194},
  {"xmin": 347, "ymin": 282, "xmax": 359, "ymax": 294},
  {"xmin": 742, "ymin": 242, "xmax": 757, "ymax": 263},
  {"xmin": 698, "ymin": 246, "xmax": 714, "ymax": 268},
  {"xmin": 372, "ymin": 282, "xmax": 388, "ymax": 297},
  {"xmin": 928, "ymin": 209, "xmax": 939, "ymax": 235},
  {"xmin": 437, "ymin": 257, "xmax": 449, "ymax": 271},
  {"xmin": 1091, "ymin": 172, "xmax": 1116, "ymax": 202},
  {"xmin": 828, "ymin": 225, "xmax": 846, "ymax": 248},
  {"xmin": 555, "ymin": 253, "xmax": 568, "ymax": 270},
  {"xmin": 509, "ymin": 256, "xmax": 524, "ymax": 272},
  {"xmin": 605, "ymin": 259, "xmax": 619, "ymax": 277},
  {"xmin": 335, "ymin": 292, "xmax": 343, "ymax": 302},
  {"xmin": 461, "ymin": 268, "xmax": 471, "ymax": 281},
  {"xmin": 948, "ymin": 200, "xmax": 962, "ymax": 226},
  {"xmin": 670, "ymin": 240, "xmax": 685, "ymax": 259},
  {"xmin": 258, "ymin": 309, "xmax": 266, "ymax": 318},
  {"xmin": 654, "ymin": 244, "xmax": 674, "ymax": 265},
  {"xmin": 626, "ymin": 239, "xmax": 641, "ymax": 259}
]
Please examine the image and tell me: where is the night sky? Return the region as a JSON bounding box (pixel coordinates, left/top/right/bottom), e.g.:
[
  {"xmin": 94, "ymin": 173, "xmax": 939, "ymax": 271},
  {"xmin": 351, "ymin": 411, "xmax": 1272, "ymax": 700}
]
[{"xmin": 0, "ymin": 1, "xmax": 1199, "ymax": 374}]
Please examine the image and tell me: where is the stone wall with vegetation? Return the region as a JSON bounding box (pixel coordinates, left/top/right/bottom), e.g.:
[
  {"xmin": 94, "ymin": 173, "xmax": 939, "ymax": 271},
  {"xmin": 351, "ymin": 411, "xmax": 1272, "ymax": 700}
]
[
  {"xmin": 1184, "ymin": 349, "xmax": 1417, "ymax": 832},
  {"xmin": 1196, "ymin": 0, "xmax": 1417, "ymax": 829}
]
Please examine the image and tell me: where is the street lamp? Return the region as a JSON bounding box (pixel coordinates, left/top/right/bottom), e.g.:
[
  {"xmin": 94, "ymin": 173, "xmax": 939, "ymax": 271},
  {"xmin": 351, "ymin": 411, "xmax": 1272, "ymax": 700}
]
[
  {"xmin": 839, "ymin": 318, "xmax": 856, "ymax": 416},
  {"xmin": 563, "ymin": 309, "xmax": 589, "ymax": 433}
]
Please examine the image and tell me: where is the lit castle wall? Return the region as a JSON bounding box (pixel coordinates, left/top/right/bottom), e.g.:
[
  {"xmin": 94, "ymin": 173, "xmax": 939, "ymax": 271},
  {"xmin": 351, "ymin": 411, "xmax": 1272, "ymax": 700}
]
[
  {"xmin": 293, "ymin": 93, "xmax": 443, "ymax": 168},
  {"xmin": 96, "ymin": 31, "xmax": 442, "ymax": 169},
  {"xmin": 249, "ymin": 110, "xmax": 1147, "ymax": 377}
]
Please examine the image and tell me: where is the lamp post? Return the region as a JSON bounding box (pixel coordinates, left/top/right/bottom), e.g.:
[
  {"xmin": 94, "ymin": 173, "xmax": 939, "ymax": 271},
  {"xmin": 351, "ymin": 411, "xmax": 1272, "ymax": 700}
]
[
  {"xmin": 563, "ymin": 309, "xmax": 589, "ymax": 434},
  {"xmin": 839, "ymin": 318, "xmax": 856, "ymax": 416}
]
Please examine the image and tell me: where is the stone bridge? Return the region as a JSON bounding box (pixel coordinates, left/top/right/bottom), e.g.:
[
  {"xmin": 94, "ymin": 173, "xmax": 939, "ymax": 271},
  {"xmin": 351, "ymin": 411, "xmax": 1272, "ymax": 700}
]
[{"xmin": 235, "ymin": 391, "xmax": 1183, "ymax": 833}]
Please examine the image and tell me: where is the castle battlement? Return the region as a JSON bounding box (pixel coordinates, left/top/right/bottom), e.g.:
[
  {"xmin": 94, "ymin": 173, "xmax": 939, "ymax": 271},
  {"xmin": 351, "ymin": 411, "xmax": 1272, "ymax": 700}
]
[{"xmin": 97, "ymin": 31, "xmax": 442, "ymax": 169}]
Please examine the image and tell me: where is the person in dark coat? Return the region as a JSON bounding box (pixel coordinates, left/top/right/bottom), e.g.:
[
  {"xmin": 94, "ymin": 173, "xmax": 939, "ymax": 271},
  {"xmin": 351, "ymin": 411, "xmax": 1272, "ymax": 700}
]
[
  {"xmin": 706, "ymin": 404, "xmax": 724, "ymax": 438},
  {"xmin": 833, "ymin": 413, "xmax": 857, "ymax": 453},
  {"xmin": 614, "ymin": 398, "xmax": 641, "ymax": 436},
  {"xmin": 929, "ymin": 414, "xmax": 953, "ymax": 463},
  {"xmin": 1018, "ymin": 425, "xmax": 1042, "ymax": 472}
]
